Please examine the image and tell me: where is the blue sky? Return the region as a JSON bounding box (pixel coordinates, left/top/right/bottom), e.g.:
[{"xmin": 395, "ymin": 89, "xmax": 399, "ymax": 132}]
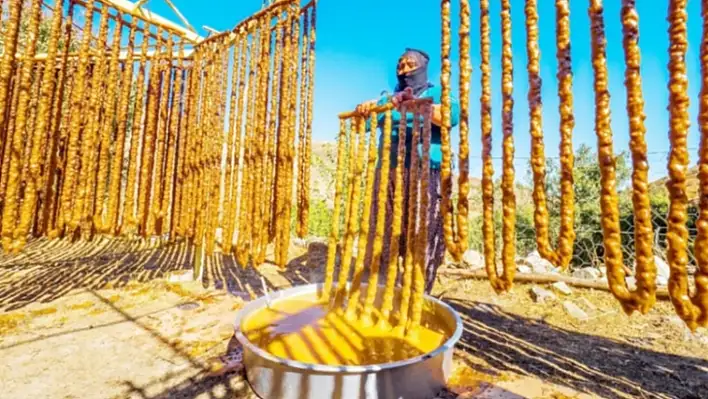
[{"xmin": 147, "ymin": 0, "xmax": 705, "ymax": 181}]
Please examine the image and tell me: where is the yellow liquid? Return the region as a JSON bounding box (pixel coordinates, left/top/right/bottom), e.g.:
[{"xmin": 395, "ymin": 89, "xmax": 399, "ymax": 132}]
[{"xmin": 241, "ymin": 292, "xmax": 452, "ymax": 366}]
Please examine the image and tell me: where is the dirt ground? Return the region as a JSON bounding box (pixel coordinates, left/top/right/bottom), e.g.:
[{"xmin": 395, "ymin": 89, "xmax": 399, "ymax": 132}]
[{"xmin": 1, "ymin": 237, "xmax": 707, "ymax": 399}]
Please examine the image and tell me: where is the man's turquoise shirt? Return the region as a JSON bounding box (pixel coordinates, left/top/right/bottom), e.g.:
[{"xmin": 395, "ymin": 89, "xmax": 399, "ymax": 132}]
[{"xmin": 364, "ymin": 84, "xmax": 460, "ymax": 169}]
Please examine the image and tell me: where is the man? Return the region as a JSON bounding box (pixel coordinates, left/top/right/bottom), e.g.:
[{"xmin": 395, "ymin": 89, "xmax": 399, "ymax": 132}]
[{"xmin": 357, "ymin": 48, "xmax": 460, "ymax": 294}]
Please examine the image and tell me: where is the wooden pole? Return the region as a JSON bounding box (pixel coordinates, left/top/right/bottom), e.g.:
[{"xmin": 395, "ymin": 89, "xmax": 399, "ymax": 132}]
[{"xmin": 438, "ymin": 268, "xmax": 672, "ymax": 300}]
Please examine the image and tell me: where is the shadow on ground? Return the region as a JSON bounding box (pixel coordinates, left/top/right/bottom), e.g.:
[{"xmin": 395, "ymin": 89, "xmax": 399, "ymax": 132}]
[
  {"xmin": 0, "ymin": 237, "xmax": 328, "ymax": 311},
  {"xmin": 448, "ymin": 299, "xmax": 708, "ymax": 399},
  {"xmin": 3, "ymin": 238, "xmax": 706, "ymax": 398}
]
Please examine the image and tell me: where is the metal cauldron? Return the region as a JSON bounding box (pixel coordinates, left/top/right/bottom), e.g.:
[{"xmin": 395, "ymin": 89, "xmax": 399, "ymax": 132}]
[{"xmin": 233, "ymin": 283, "xmax": 463, "ymax": 399}]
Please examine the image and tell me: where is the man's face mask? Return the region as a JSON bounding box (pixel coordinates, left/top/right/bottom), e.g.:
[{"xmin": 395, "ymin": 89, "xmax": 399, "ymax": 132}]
[{"xmin": 397, "ymin": 55, "xmax": 419, "ymax": 76}]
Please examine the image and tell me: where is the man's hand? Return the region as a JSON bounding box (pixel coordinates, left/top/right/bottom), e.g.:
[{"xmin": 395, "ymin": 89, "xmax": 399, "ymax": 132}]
[
  {"xmin": 355, "ymin": 99, "xmax": 378, "ymax": 116},
  {"xmin": 391, "ymin": 87, "xmax": 415, "ymax": 110}
]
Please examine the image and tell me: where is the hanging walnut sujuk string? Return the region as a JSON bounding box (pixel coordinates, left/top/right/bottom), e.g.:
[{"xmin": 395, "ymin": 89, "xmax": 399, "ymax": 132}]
[
  {"xmin": 526, "ymin": 0, "xmax": 576, "ymax": 271},
  {"xmin": 150, "ymin": 34, "xmax": 175, "ymax": 236},
  {"xmin": 2, "ymin": 0, "xmax": 42, "ymax": 251},
  {"xmin": 0, "ymin": 0, "xmax": 24, "ymax": 179},
  {"xmin": 17, "ymin": 0, "xmax": 64, "ymax": 246},
  {"xmin": 479, "ymin": 0, "xmax": 516, "ymax": 293},
  {"xmin": 664, "ymin": 0, "xmax": 708, "ymax": 330},
  {"xmin": 439, "ymin": 0, "xmax": 470, "ymax": 263},
  {"xmin": 224, "ymin": 32, "xmax": 248, "ymax": 253},
  {"xmin": 121, "ymin": 22, "xmax": 151, "ymax": 235},
  {"xmin": 266, "ymin": 14, "xmax": 286, "ymax": 245},
  {"xmin": 107, "ymin": 17, "xmax": 138, "ymax": 234},
  {"xmin": 587, "ymin": 0, "xmax": 659, "ymax": 317},
  {"xmin": 236, "ymin": 25, "xmax": 261, "ymax": 266},
  {"xmin": 74, "ymin": 4, "xmax": 111, "ymax": 238},
  {"xmin": 253, "ymin": 13, "xmax": 275, "ymax": 265},
  {"xmin": 93, "ymin": 14, "xmax": 125, "ymax": 232},
  {"xmin": 138, "ymin": 28, "xmax": 165, "ymax": 237},
  {"xmin": 296, "ymin": 7, "xmax": 312, "ymax": 239},
  {"xmin": 162, "ymin": 40, "xmax": 186, "ymax": 238}
]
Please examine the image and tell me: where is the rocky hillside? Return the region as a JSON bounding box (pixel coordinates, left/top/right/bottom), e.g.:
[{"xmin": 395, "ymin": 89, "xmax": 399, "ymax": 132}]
[{"xmin": 648, "ymin": 166, "xmax": 701, "ymax": 203}]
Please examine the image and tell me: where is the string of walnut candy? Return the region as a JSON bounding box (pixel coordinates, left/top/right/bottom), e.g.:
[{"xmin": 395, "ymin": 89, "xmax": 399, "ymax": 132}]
[
  {"xmin": 0, "ymin": 67, "xmax": 22, "ymax": 224},
  {"xmin": 665, "ymin": 0, "xmax": 708, "ymax": 330},
  {"xmin": 107, "ymin": 17, "xmax": 138, "ymax": 235},
  {"xmin": 278, "ymin": 4, "xmax": 303, "ymax": 268},
  {"xmin": 588, "ymin": 0, "xmax": 658, "ymax": 317},
  {"xmin": 93, "ymin": 12, "xmax": 124, "ymax": 233},
  {"xmin": 171, "ymin": 45, "xmax": 191, "ymax": 238},
  {"xmin": 182, "ymin": 46, "xmax": 202, "ymax": 239},
  {"xmin": 249, "ymin": 16, "xmax": 267, "ymax": 263},
  {"xmin": 526, "ymin": 0, "xmax": 576, "ymax": 271},
  {"xmin": 121, "ymin": 21, "xmax": 151, "ymax": 235},
  {"xmin": 266, "ymin": 13, "xmax": 286, "ymax": 244},
  {"xmin": 74, "ymin": 4, "xmax": 111, "ymax": 239},
  {"xmin": 1, "ymin": 0, "xmax": 42, "ymax": 252},
  {"xmin": 362, "ymin": 110, "xmax": 391, "ymax": 325},
  {"xmin": 149, "ymin": 33, "xmax": 175, "ymax": 236},
  {"xmin": 252, "ymin": 11, "xmax": 274, "ymax": 265},
  {"xmin": 301, "ymin": 4, "xmax": 317, "ymax": 239},
  {"xmin": 22, "ymin": 65, "xmax": 43, "ymax": 192},
  {"xmin": 194, "ymin": 41, "xmax": 216, "ymax": 249},
  {"xmin": 138, "ymin": 27, "xmax": 165, "ymax": 238},
  {"xmin": 332, "ymin": 114, "xmax": 365, "ymax": 308},
  {"xmin": 236, "ymin": 24, "xmax": 260, "ymax": 267},
  {"xmin": 322, "ymin": 117, "xmax": 351, "ymax": 303},
  {"xmin": 25, "ymin": 64, "xmax": 43, "ymax": 178},
  {"xmin": 261, "ymin": 19, "xmax": 285, "ymax": 257},
  {"xmin": 0, "ymin": 0, "xmax": 22, "ymax": 173},
  {"xmin": 691, "ymin": 0, "xmax": 708, "ymax": 328},
  {"xmin": 273, "ymin": 5, "xmax": 300, "ymax": 268},
  {"xmin": 296, "ymin": 5, "xmax": 315, "ymax": 239},
  {"xmin": 40, "ymin": 5, "xmax": 75, "ymax": 236},
  {"xmin": 16, "ymin": 0, "xmax": 64, "ymax": 248},
  {"xmin": 51, "ymin": 65, "xmax": 80, "ymax": 238},
  {"xmin": 161, "ymin": 39, "xmax": 185, "ymax": 238},
  {"xmin": 323, "ymin": 99, "xmax": 433, "ymax": 336},
  {"xmin": 397, "ymin": 106, "xmax": 424, "ymax": 332},
  {"xmin": 223, "ymin": 32, "xmax": 248, "ymax": 253},
  {"xmin": 439, "ymin": 0, "xmax": 470, "ymax": 263},
  {"xmin": 43, "ymin": 50, "xmax": 75, "ymax": 236},
  {"xmin": 58, "ymin": 0, "xmax": 95, "ymax": 235},
  {"xmin": 206, "ymin": 38, "xmax": 229, "ymax": 255},
  {"xmin": 213, "ymin": 36, "xmax": 231, "ymax": 249},
  {"xmin": 479, "ymin": 0, "xmax": 516, "ymax": 293}
]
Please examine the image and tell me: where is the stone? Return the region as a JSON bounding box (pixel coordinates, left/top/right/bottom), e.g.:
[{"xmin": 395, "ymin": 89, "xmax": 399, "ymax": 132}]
[
  {"xmin": 632, "ymin": 255, "xmax": 670, "ymax": 286},
  {"xmin": 523, "ymin": 251, "xmax": 555, "ymax": 274},
  {"xmin": 462, "ymin": 249, "xmax": 485, "ymax": 270},
  {"xmin": 551, "ymin": 281, "xmax": 573, "ymax": 296},
  {"xmin": 572, "ymin": 267, "xmax": 602, "ymax": 280},
  {"xmin": 530, "ymin": 286, "xmax": 557, "ymax": 303},
  {"xmin": 655, "ymin": 256, "xmax": 670, "ymax": 286},
  {"xmin": 626, "ymin": 276, "xmax": 637, "ymax": 290},
  {"xmin": 517, "ymin": 265, "xmax": 533, "ymax": 274},
  {"xmin": 563, "ymin": 301, "xmax": 589, "ymax": 321}
]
